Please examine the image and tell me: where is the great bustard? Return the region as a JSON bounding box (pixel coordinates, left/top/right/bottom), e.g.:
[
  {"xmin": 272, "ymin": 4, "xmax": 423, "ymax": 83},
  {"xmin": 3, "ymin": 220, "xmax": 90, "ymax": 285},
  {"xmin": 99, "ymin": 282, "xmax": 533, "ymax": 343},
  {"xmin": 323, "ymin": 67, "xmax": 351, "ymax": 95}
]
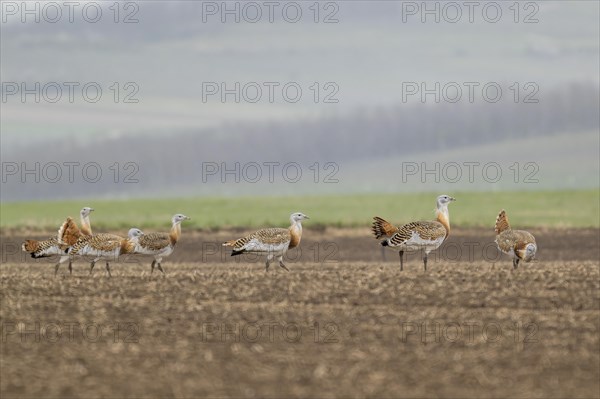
[
  {"xmin": 372, "ymin": 195, "xmax": 455, "ymax": 271},
  {"xmin": 494, "ymin": 210, "xmax": 537, "ymax": 269},
  {"xmin": 58, "ymin": 228, "xmax": 144, "ymax": 277},
  {"xmin": 223, "ymin": 212, "xmax": 309, "ymax": 272},
  {"xmin": 133, "ymin": 214, "xmax": 191, "ymax": 274},
  {"xmin": 21, "ymin": 207, "xmax": 94, "ymax": 260}
]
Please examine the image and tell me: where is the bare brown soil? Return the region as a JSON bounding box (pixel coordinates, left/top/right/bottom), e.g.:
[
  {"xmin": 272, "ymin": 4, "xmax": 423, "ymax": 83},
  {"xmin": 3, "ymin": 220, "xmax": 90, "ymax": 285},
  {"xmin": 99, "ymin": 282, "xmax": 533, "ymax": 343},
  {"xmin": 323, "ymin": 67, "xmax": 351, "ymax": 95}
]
[{"xmin": 1, "ymin": 228, "xmax": 599, "ymax": 398}]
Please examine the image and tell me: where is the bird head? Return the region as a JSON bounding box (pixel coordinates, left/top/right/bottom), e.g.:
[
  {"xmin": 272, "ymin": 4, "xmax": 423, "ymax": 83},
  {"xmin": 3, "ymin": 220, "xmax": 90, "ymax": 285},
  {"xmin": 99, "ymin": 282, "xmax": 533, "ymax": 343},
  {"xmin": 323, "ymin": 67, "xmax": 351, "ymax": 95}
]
[
  {"xmin": 172, "ymin": 214, "xmax": 191, "ymax": 224},
  {"xmin": 127, "ymin": 228, "xmax": 144, "ymax": 238},
  {"xmin": 436, "ymin": 195, "xmax": 456, "ymax": 208},
  {"xmin": 80, "ymin": 207, "xmax": 94, "ymax": 217},
  {"xmin": 290, "ymin": 212, "xmax": 310, "ymax": 223}
]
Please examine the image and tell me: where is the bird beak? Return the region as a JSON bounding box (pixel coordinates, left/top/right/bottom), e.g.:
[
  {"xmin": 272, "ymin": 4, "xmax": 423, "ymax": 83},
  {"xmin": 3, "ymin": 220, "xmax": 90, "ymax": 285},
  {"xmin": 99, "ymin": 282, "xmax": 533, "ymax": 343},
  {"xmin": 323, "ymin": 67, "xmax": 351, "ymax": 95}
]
[
  {"xmin": 90, "ymin": 208, "xmax": 95, "ymax": 212},
  {"xmin": 450, "ymin": 197, "xmax": 456, "ymax": 202},
  {"xmin": 185, "ymin": 216, "xmax": 191, "ymax": 220},
  {"xmin": 304, "ymin": 215, "xmax": 310, "ymax": 220}
]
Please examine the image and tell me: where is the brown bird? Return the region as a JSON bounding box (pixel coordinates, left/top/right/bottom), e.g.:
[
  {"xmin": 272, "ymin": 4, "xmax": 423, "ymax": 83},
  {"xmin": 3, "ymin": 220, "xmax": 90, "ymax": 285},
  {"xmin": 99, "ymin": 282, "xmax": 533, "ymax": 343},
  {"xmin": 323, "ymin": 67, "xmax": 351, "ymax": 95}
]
[
  {"xmin": 223, "ymin": 212, "xmax": 309, "ymax": 272},
  {"xmin": 372, "ymin": 195, "xmax": 455, "ymax": 271},
  {"xmin": 21, "ymin": 207, "xmax": 94, "ymax": 263},
  {"xmin": 133, "ymin": 214, "xmax": 191, "ymax": 274},
  {"xmin": 57, "ymin": 228, "xmax": 144, "ymax": 277},
  {"xmin": 494, "ymin": 210, "xmax": 537, "ymax": 269}
]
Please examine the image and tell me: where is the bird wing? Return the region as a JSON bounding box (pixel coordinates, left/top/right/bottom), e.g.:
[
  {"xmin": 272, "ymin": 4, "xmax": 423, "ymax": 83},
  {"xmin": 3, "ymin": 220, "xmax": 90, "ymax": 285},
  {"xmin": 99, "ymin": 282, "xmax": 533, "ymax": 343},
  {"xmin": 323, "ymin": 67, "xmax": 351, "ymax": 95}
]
[
  {"xmin": 223, "ymin": 228, "xmax": 291, "ymax": 251},
  {"xmin": 388, "ymin": 221, "xmax": 447, "ymax": 246},
  {"xmin": 495, "ymin": 231, "xmax": 516, "ymax": 254},
  {"xmin": 496, "ymin": 229, "xmax": 535, "ymax": 254},
  {"xmin": 69, "ymin": 233, "xmax": 123, "ymax": 255},
  {"xmin": 138, "ymin": 233, "xmax": 171, "ymax": 252}
]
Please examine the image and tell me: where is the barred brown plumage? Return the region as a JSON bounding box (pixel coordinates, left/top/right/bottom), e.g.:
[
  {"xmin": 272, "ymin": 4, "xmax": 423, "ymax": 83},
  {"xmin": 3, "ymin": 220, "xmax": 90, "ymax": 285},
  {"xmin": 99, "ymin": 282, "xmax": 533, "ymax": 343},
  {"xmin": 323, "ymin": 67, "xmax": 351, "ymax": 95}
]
[
  {"xmin": 371, "ymin": 216, "xmax": 399, "ymax": 239},
  {"xmin": 372, "ymin": 195, "xmax": 455, "ymax": 271},
  {"xmin": 57, "ymin": 207, "xmax": 94, "ymax": 247},
  {"xmin": 494, "ymin": 209, "xmax": 537, "ymax": 269},
  {"xmin": 56, "ymin": 228, "xmax": 144, "ymax": 277},
  {"xmin": 133, "ymin": 214, "xmax": 190, "ymax": 274},
  {"xmin": 224, "ymin": 228, "xmax": 292, "ymax": 249},
  {"xmin": 223, "ymin": 212, "xmax": 309, "ymax": 272},
  {"xmin": 21, "ymin": 238, "xmax": 62, "ymax": 259},
  {"xmin": 21, "ymin": 207, "xmax": 94, "ymax": 270}
]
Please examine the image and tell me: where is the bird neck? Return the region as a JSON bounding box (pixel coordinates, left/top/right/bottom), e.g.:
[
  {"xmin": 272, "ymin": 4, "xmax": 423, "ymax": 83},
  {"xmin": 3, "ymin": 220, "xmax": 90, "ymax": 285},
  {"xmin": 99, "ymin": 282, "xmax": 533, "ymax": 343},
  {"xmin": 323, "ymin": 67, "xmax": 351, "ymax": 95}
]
[
  {"xmin": 288, "ymin": 221, "xmax": 303, "ymax": 249},
  {"xmin": 80, "ymin": 215, "xmax": 92, "ymax": 235},
  {"xmin": 436, "ymin": 206, "xmax": 450, "ymax": 234},
  {"xmin": 169, "ymin": 222, "xmax": 182, "ymax": 244},
  {"xmin": 290, "ymin": 219, "xmax": 303, "ymax": 231}
]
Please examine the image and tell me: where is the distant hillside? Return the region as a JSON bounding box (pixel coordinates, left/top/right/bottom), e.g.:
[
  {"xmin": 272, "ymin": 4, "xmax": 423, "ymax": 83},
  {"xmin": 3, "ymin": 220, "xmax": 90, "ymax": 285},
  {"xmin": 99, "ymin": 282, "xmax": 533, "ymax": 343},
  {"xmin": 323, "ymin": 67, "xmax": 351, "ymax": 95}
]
[{"xmin": 2, "ymin": 83, "xmax": 598, "ymax": 201}]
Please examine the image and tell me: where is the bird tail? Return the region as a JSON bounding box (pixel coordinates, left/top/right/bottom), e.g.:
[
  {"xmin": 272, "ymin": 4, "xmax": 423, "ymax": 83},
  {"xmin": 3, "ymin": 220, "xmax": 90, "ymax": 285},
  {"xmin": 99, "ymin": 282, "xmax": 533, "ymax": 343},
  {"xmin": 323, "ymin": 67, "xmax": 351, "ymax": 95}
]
[
  {"xmin": 372, "ymin": 217, "xmax": 398, "ymax": 239},
  {"xmin": 57, "ymin": 217, "xmax": 81, "ymax": 246},
  {"xmin": 222, "ymin": 239, "xmax": 238, "ymax": 247},
  {"xmin": 230, "ymin": 249, "xmax": 245, "ymax": 257},
  {"xmin": 21, "ymin": 240, "xmax": 42, "ymax": 259},
  {"xmin": 223, "ymin": 238, "xmax": 245, "ymax": 256},
  {"xmin": 21, "ymin": 239, "xmax": 58, "ymax": 258},
  {"xmin": 22, "ymin": 240, "xmax": 39, "ymax": 254},
  {"xmin": 495, "ymin": 210, "xmax": 511, "ymax": 235}
]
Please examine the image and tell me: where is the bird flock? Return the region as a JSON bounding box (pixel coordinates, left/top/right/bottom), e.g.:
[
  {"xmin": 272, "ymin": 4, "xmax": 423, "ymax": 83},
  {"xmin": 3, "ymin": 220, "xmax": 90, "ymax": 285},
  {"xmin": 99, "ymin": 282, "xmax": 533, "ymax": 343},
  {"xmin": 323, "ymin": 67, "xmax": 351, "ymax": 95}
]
[
  {"xmin": 21, "ymin": 195, "xmax": 537, "ymax": 275},
  {"xmin": 22, "ymin": 209, "xmax": 190, "ymax": 276}
]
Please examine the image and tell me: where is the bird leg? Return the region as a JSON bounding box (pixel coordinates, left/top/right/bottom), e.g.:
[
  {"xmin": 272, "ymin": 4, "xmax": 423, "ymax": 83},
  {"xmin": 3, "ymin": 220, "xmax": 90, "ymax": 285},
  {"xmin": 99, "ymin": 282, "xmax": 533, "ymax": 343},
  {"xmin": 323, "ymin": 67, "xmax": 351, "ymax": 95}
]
[
  {"xmin": 157, "ymin": 263, "xmax": 165, "ymax": 274},
  {"xmin": 265, "ymin": 254, "xmax": 275, "ymax": 272},
  {"xmin": 150, "ymin": 260, "xmax": 156, "ymax": 274},
  {"xmin": 513, "ymin": 258, "xmax": 519, "ymax": 270},
  {"xmin": 423, "ymin": 252, "xmax": 428, "ymax": 271},
  {"xmin": 55, "ymin": 255, "xmax": 69, "ymax": 276},
  {"xmin": 278, "ymin": 258, "xmax": 289, "ymax": 272},
  {"xmin": 399, "ymin": 251, "xmax": 404, "ymax": 271},
  {"xmin": 90, "ymin": 260, "xmax": 96, "ymax": 275},
  {"xmin": 105, "ymin": 262, "xmax": 112, "ymax": 278},
  {"xmin": 68, "ymin": 261, "xmax": 73, "ymax": 275}
]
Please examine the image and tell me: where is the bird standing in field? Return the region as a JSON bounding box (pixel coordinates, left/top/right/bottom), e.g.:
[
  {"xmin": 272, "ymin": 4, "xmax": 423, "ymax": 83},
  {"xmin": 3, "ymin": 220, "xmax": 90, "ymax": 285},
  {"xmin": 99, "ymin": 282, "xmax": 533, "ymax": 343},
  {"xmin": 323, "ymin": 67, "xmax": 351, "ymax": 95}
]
[
  {"xmin": 133, "ymin": 214, "xmax": 191, "ymax": 274},
  {"xmin": 372, "ymin": 195, "xmax": 455, "ymax": 271},
  {"xmin": 21, "ymin": 207, "xmax": 94, "ymax": 261},
  {"xmin": 223, "ymin": 212, "xmax": 309, "ymax": 272},
  {"xmin": 494, "ymin": 209, "xmax": 537, "ymax": 269},
  {"xmin": 58, "ymin": 228, "xmax": 145, "ymax": 277}
]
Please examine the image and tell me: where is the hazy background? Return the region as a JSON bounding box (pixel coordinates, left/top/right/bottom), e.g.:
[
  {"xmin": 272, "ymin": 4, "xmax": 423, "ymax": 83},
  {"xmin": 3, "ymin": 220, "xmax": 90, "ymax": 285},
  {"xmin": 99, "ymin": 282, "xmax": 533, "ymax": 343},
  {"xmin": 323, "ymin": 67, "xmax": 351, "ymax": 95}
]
[{"xmin": 1, "ymin": 1, "xmax": 599, "ymax": 201}]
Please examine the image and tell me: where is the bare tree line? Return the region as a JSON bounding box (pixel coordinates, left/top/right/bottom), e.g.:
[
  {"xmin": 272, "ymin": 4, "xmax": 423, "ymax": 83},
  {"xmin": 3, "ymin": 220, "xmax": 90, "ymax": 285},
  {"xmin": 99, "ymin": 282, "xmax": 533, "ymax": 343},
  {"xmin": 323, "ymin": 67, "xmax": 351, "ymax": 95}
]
[{"xmin": 1, "ymin": 83, "xmax": 598, "ymax": 201}]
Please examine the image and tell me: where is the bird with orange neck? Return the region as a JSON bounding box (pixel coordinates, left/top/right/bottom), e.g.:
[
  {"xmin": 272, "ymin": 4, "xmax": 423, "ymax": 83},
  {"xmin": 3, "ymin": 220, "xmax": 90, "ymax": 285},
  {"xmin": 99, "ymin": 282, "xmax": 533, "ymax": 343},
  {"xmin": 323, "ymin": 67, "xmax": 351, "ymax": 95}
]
[
  {"xmin": 22, "ymin": 207, "xmax": 94, "ymax": 264},
  {"xmin": 64, "ymin": 228, "xmax": 144, "ymax": 277},
  {"xmin": 223, "ymin": 212, "xmax": 309, "ymax": 272},
  {"xmin": 372, "ymin": 195, "xmax": 455, "ymax": 271},
  {"xmin": 133, "ymin": 214, "xmax": 191, "ymax": 274}
]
